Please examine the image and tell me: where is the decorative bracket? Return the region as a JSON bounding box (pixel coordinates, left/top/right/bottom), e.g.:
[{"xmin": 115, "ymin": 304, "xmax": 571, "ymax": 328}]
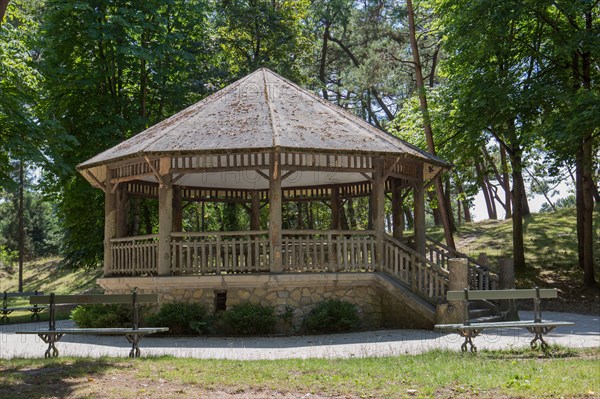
[
  {"xmin": 86, "ymin": 171, "xmax": 106, "ymax": 192},
  {"xmin": 144, "ymin": 156, "xmax": 165, "ymax": 187}
]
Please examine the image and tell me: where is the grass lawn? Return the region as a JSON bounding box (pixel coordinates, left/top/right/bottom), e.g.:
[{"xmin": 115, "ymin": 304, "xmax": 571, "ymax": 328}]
[
  {"xmin": 0, "ymin": 347, "xmax": 598, "ymax": 398},
  {"xmin": 428, "ymin": 208, "xmax": 600, "ymax": 314},
  {"xmin": 0, "ymin": 257, "xmax": 102, "ymax": 321}
]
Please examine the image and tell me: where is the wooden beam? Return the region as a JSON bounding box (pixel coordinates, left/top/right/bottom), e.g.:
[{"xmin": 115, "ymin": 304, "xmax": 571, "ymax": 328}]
[
  {"xmin": 281, "ymin": 170, "xmax": 296, "ymax": 181},
  {"xmin": 383, "ymin": 157, "xmax": 401, "ymax": 179},
  {"xmin": 256, "ymin": 169, "xmax": 269, "ymax": 180},
  {"xmin": 360, "ymin": 172, "xmax": 374, "ymax": 183}
]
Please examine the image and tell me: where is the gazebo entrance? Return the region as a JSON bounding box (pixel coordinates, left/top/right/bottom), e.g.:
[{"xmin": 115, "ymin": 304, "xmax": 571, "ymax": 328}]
[{"xmin": 77, "ymin": 69, "xmax": 491, "ymax": 328}]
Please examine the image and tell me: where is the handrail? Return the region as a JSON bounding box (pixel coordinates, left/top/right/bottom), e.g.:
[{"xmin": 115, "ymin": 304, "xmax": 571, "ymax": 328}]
[
  {"xmin": 282, "ymin": 229, "xmax": 375, "ymax": 236},
  {"xmin": 110, "ymin": 234, "xmax": 158, "ymax": 243},
  {"xmin": 384, "ymin": 235, "xmax": 448, "ymax": 276},
  {"xmin": 425, "ymin": 235, "xmax": 498, "ymax": 274},
  {"xmin": 171, "ymin": 231, "xmax": 268, "ymax": 238}
]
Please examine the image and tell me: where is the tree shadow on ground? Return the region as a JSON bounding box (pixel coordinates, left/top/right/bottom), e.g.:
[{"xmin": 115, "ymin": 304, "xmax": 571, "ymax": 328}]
[{"xmin": 0, "ymin": 358, "xmax": 125, "ymax": 399}]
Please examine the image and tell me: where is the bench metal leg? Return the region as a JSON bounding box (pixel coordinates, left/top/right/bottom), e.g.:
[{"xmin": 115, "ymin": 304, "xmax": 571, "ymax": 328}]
[
  {"xmin": 527, "ymin": 326, "xmax": 555, "ymax": 350},
  {"xmin": 126, "ymin": 333, "xmax": 143, "ymax": 358},
  {"xmin": 30, "ymin": 309, "xmax": 43, "ymax": 321},
  {"xmin": 458, "ymin": 329, "xmax": 481, "ymax": 353},
  {"xmin": 1, "ymin": 310, "xmax": 13, "ymax": 324},
  {"xmin": 38, "ymin": 333, "xmax": 64, "ymax": 358}
]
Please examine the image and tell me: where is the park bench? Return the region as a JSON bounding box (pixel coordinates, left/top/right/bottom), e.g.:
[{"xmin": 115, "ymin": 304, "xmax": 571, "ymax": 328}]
[
  {"xmin": 434, "ymin": 288, "xmax": 574, "ymax": 352},
  {"xmin": 1, "ymin": 291, "xmax": 46, "ymax": 323},
  {"xmin": 16, "ymin": 289, "xmax": 168, "ymax": 358}
]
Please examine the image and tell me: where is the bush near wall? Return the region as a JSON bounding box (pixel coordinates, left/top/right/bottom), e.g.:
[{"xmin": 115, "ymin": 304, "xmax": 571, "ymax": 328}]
[
  {"xmin": 71, "ymin": 304, "xmax": 132, "ymax": 328},
  {"xmin": 301, "ymin": 299, "xmax": 361, "ymax": 333},
  {"xmin": 145, "ymin": 302, "xmax": 207, "ymax": 335},
  {"xmin": 220, "ymin": 302, "xmax": 276, "ymax": 335}
]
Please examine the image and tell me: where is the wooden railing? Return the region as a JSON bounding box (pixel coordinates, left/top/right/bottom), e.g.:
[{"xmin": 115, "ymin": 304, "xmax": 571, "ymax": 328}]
[
  {"xmin": 109, "ymin": 234, "xmax": 158, "ymax": 276},
  {"xmin": 423, "ymin": 236, "xmax": 499, "ymax": 291},
  {"xmin": 282, "ymin": 230, "xmax": 376, "ymax": 272},
  {"xmin": 383, "ymin": 235, "xmax": 449, "ymax": 304},
  {"xmin": 170, "ymin": 231, "xmax": 270, "ymax": 275}
]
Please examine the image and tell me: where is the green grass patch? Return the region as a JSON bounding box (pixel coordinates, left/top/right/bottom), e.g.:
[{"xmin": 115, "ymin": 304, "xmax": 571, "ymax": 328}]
[{"xmin": 0, "ymin": 347, "xmax": 598, "ymax": 398}]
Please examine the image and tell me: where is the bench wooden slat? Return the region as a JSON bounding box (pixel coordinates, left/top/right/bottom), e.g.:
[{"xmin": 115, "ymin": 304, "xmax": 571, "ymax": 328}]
[
  {"xmin": 435, "ymin": 320, "xmax": 574, "ymax": 331},
  {"xmin": 4, "ymin": 292, "xmax": 43, "ymax": 298},
  {"xmin": 17, "ymin": 327, "xmax": 169, "ymax": 335},
  {"xmin": 446, "ymin": 288, "xmax": 558, "ymax": 301},
  {"xmin": 29, "ymin": 294, "xmax": 159, "ymax": 305}
]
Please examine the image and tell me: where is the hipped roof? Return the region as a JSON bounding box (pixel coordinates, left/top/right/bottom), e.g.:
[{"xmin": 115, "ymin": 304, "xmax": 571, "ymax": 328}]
[{"xmin": 77, "ymin": 68, "xmax": 448, "ymax": 171}]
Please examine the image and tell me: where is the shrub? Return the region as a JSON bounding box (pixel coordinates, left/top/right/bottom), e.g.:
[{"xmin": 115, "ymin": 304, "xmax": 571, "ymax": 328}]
[
  {"xmin": 220, "ymin": 302, "xmax": 276, "ymax": 335},
  {"xmin": 71, "ymin": 304, "xmax": 132, "ymax": 328},
  {"xmin": 145, "ymin": 302, "xmax": 206, "ymax": 335},
  {"xmin": 301, "ymin": 299, "xmax": 360, "ymax": 333}
]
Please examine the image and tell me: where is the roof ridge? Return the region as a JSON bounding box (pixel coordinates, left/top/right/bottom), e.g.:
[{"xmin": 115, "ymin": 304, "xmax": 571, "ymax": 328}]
[
  {"xmin": 262, "ymin": 69, "xmax": 447, "ymax": 165},
  {"xmin": 262, "ymin": 69, "xmax": 279, "ymax": 148}
]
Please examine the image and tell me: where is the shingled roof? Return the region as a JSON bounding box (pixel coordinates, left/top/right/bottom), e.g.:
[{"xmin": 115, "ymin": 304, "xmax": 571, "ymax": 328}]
[{"xmin": 78, "ymin": 68, "xmax": 448, "ymax": 172}]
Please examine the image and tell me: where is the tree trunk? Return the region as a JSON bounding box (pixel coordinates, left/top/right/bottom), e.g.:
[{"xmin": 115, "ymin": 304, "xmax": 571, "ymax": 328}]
[
  {"xmin": 580, "ymin": 136, "xmax": 596, "ymax": 286},
  {"xmin": 0, "ymin": 0, "xmax": 9, "ymax": 23},
  {"xmin": 18, "ymin": 159, "xmax": 24, "ymax": 292},
  {"xmin": 579, "ymin": 10, "xmax": 597, "ymax": 286},
  {"xmin": 500, "ymin": 146, "xmax": 512, "ymax": 219},
  {"xmin": 444, "ymin": 176, "xmax": 457, "ymax": 231},
  {"xmin": 463, "ymin": 201, "xmax": 472, "ymax": 223},
  {"xmin": 346, "ymin": 199, "xmax": 357, "ymax": 229},
  {"xmin": 510, "ymin": 149, "xmax": 526, "ymax": 270},
  {"xmin": 404, "ymin": 206, "xmax": 414, "ymax": 230},
  {"xmin": 476, "ymin": 162, "xmax": 497, "ymax": 219},
  {"xmin": 406, "ymin": 0, "xmax": 455, "ymax": 249},
  {"xmin": 319, "ymin": 22, "xmax": 330, "ymax": 100}
]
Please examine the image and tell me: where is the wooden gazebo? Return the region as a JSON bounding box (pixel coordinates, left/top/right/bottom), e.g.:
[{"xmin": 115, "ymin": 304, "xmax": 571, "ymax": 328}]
[{"xmin": 77, "ymin": 68, "xmax": 455, "ymax": 328}]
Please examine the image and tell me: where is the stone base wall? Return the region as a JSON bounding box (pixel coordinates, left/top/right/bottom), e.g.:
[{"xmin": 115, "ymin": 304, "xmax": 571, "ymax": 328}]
[{"xmin": 98, "ymin": 273, "xmax": 434, "ymax": 331}]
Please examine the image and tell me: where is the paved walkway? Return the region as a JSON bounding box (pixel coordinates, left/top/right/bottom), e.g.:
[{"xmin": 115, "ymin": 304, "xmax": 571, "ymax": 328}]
[{"xmin": 1, "ymin": 311, "xmax": 598, "ymax": 360}]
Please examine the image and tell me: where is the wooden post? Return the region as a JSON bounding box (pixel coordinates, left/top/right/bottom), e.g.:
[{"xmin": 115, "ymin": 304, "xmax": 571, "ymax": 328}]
[
  {"xmin": 391, "ymin": 178, "xmax": 404, "ymax": 240},
  {"xmin": 269, "ymin": 152, "xmax": 282, "ymax": 272},
  {"xmin": 173, "ymin": 186, "xmax": 183, "ymax": 232},
  {"xmin": 499, "ymin": 258, "xmax": 519, "ymax": 320},
  {"xmin": 158, "ymin": 158, "xmax": 173, "ymax": 276},
  {"xmin": 413, "ymin": 179, "xmax": 426, "ymax": 256},
  {"xmin": 448, "ymin": 258, "xmax": 469, "ymax": 322},
  {"xmin": 373, "ymin": 158, "xmax": 385, "ymax": 269},
  {"xmin": 116, "ymin": 186, "xmax": 128, "ymax": 238},
  {"xmin": 103, "ymin": 167, "xmax": 117, "ymax": 277}
]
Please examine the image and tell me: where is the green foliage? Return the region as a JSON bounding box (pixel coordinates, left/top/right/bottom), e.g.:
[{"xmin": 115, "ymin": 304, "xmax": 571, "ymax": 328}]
[
  {"xmin": 40, "ymin": 0, "xmax": 214, "ymax": 268},
  {"xmin": 145, "ymin": 302, "xmax": 207, "ymax": 335},
  {"xmin": 220, "ymin": 302, "xmax": 276, "ymax": 336},
  {"xmin": 301, "ymin": 299, "xmax": 360, "ymax": 333},
  {"xmin": 215, "ymin": 0, "xmax": 312, "ymax": 81},
  {"xmin": 0, "ymin": 168, "xmax": 62, "ymax": 259},
  {"xmin": 70, "ymin": 304, "xmax": 132, "ymax": 328}
]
